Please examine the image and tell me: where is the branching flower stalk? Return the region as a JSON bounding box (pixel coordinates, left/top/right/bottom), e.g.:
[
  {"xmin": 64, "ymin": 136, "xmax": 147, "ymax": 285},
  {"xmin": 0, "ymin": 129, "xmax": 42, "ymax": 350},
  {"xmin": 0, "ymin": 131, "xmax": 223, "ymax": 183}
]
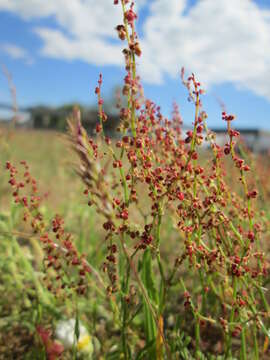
[{"xmin": 4, "ymin": 0, "xmax": 270, "ymax": 358}]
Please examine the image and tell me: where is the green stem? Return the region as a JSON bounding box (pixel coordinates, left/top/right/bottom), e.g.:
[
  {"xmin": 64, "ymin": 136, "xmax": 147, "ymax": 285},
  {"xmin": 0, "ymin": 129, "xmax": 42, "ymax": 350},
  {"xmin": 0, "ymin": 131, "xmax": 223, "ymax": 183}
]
[
  {"xmin": 225, "ymin": 276, "xmax": 237, "ymax": 357},
  {"xmin": 253, "ymin": 325, "xmax": 259, "ymax": 360},
  {"xmin": 156, "ymin": 208, "xmax": 166, "ymax": 314},
  {"xmin": 180, "ymin": 278, "xmax": 200, "ymax": 357},
  {"xmin": 241, "ymin": 327, "xmax": 247, "ymax": 360},
  {"xmin": 195, "ymin": 316, "xmax": 200, "ymax": 358}
]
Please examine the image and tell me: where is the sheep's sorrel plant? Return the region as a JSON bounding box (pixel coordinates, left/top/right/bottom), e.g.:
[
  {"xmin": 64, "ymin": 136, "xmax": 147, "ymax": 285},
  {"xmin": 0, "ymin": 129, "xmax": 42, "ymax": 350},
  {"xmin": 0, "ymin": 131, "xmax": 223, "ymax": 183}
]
[{"xmin": 4, "ymin": 0, "xmax": 270, "ymax": 359}]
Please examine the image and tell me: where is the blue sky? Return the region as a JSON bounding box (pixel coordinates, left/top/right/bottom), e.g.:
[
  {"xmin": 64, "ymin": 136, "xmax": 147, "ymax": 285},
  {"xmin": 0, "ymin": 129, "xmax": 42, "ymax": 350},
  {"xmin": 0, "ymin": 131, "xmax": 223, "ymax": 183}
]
[{"xmin": 1, "ymin": 0, "xmax": 270, "ymax": 129}]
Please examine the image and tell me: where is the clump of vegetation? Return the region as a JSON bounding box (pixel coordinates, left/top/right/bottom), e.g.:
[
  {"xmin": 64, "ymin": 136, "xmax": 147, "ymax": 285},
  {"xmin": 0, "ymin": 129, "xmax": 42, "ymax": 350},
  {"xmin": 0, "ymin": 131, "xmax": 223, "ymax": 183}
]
[{"xmin": 1, "ymin": 0, "xmax": 270, "ymax": 359}]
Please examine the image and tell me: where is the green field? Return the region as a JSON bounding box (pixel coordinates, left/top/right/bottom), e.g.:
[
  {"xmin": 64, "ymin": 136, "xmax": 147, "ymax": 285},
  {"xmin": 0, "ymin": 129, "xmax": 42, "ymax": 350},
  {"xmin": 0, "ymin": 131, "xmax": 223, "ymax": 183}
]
[
  {"xmin": 0, "ymin": 126, "xmax": 270, "ymax": 359},
  {"xmin": 1, "ymin": 0, "xmax": 270, "ymax": 358}
]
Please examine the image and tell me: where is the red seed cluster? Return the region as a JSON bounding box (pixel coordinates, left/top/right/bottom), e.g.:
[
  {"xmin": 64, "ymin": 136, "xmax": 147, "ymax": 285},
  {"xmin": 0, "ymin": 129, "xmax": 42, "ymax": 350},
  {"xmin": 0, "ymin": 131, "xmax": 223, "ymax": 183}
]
[
  {"xmin": 67, "ymin": 15, "xmax": 268, "ymax": 331},
  {"xmin": 6, "ymin": 0, "xmax": 270, "ymax": 357},
  {"xmin": 6, "ymin": 161, "xmax": 91, "ymax": 296},
  {"xmin": 222, "ymin": 111, "xmax": 235, "ymax": 122}
]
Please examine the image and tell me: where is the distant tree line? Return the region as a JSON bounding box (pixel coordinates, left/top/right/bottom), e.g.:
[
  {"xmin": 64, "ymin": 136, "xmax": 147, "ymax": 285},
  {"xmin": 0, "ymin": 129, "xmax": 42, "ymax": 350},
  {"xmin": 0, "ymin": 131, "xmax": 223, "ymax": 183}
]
[{"xmin": 28, "ymin": 103, "xmax": 120, "ymax": 135}]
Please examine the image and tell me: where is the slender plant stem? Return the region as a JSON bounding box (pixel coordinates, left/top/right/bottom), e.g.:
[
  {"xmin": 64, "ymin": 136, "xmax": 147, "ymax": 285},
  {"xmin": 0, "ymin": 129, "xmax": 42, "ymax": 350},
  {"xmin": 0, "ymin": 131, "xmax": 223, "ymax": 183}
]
[{"xmin": 241, "ymin": 327, "xmax": 247, "ymax": 360}]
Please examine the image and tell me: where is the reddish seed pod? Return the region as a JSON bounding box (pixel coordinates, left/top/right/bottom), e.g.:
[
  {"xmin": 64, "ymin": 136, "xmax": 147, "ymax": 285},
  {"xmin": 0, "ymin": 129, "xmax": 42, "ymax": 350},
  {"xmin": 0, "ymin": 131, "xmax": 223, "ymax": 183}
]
[
  {"xmin": 9, "ymin": 178, "xmax": 16, "ymax": 186},
  {"xmin": 196, "ymin": 125, "xmax": 203, "ymax": 133},
  {"xmin": 83, "ymin": 265, "xmax": 91, "ymax": 273},
  {"xmin": 96, "ymin": 124, "xmax": 102, "ymax": 133},
  {"xmin": 111, "ymin": 244, "xmax": 117, "ymax": 253},
  {"xmin": 122, "ymin": 136, "xmax": 129, "ymax": 144},
  {"xmin": 72, "ymin": 257, "xmax": 80, "ymax": 266},
  {"xmin": 177, "ymin": 192, "xmax": 185, "ymax": 201},
  {"xmin": 229, "ymin": 129, "xmax": 237, "ymax": 137},
  {"xmin": 224, "ymin": 145, "xmax": 230, "ymax": 155},
  {"xmin": 102, "ymin": 112, "xmax": 107, "ymax": 122},
  {"xmin": 238, "ymin": 298, "xmax": 246, "ymax": 307},
  {"xmin": 79, "ymin": 269, "xmax": 86, "ymax": 277},
  {"xmin": 125, "ymin": 8, "xmax": 137, "ymax": 25},
  {"xmin": 247, "ymin": 231, "xmax": 255, "ymax": 242},
  {"xmin": 116, "ymin": 24, "xmax": 126, "ymax": 40},
  {"xmin": 98, "ymin": 73, "xmax": 102, "ymax": 85},
  {"xmin": 133, "ymin": 42, "xmax": 142, "ymax": 57},
  {"xmin": 192, "ymin": 152, "xmax": 198, "ymax": 160},
  {"xmin": 136, "ymin": 139, "xmax": 142, "ymax": 148},
  {"xmin": 120, "ymin": 209, "xmax": 129, "ymax": 220},
  {"xmin": 247, "ymin": 189, "xmax": 258, "ymax": 199},
  {"xmin": 105, "ymin": 136, "xmax": 111, "ymax": 145}
]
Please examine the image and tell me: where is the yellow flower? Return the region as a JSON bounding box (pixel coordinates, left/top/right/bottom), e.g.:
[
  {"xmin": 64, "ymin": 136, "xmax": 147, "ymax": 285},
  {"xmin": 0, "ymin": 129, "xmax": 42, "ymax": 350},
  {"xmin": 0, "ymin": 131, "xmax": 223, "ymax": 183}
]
[{"xmin": 77, "ymin": 334, "xmax": 92, "ymax": 351}]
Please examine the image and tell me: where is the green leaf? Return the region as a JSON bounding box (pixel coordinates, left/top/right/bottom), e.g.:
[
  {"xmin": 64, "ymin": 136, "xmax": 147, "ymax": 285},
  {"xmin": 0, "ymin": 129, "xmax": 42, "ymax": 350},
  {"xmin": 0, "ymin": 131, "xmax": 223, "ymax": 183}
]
[
  {"xmin": 75, "ymin": 311, "xmax": 80, "ymax": 341},
  {"xmin": 141, "ymin": 249, "xmax": 158, "ymax": 357},
  {"xmin": 141, "ymin": 249, "xmax": 158, "ymax": 304}
]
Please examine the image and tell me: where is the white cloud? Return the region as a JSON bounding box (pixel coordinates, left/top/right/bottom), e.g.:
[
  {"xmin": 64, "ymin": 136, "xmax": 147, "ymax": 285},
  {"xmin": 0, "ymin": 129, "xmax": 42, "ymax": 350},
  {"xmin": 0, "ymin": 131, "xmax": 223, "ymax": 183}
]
[
  {"xmin": 0, "ymin": 0, "xmax": 270, "ymax": 99},
  {"xmin": 0, "ymin": 43, "xmax": 33, "ymax": 64},
  {"xmin": 35, "ymin": 27, "xmax": 123, "ymax": 66},
  {"xmin": 0, "ymin": 0, "xmax": 145, "ymax": 66},
  {"xmin": 139, "ymin": 0, "xmax": 270, "ymax": 98}
]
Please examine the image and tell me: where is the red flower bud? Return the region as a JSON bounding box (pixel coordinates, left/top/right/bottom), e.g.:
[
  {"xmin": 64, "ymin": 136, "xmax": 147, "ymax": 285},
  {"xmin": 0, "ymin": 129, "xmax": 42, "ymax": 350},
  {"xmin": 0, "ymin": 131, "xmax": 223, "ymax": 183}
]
[
  {"xmin": 177, "ymin": 192, "xmax": 185, "ymax": 201},
  {"xmin": 120, "ymin": 209, "xmax": 129, "ymax": 220}
]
